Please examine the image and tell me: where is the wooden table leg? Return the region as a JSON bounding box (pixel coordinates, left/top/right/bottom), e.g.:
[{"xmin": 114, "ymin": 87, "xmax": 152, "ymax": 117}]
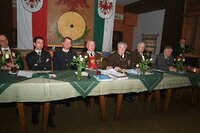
[
  {"xmin": 41, "ymin": 102, "xmax": 50, "ymax": 132},
  {"xmin": 105, "ymin": 96, "xmax": 108, "ymax": 105},
  {"xmin": 148, "ymin": 92, "xmax": 154, "ymax": 103},
  {"xmin": 164, "ymin": 88, "xmax": 172, "ymax": 111},
  {"xmin": 99, "ymin": 96, "xmax": 106, "ymax": 122},
  {"xmin": 17, "ymin": 103, "xmax": 28, "ymax": 133},
  {"xmin": 89, "ymin": 97, "xmax": 95, "ymax": 106},
  {"xmin": 192, "ymin": 87, "xmax": 197, "ymax": 104},
  {"xmin": 115, "ymin": 94, "xmax": 123, "ymax": 120},
  {"xmin": 154, "ymin": 90, "xmax": 161, "ymax": 113}
]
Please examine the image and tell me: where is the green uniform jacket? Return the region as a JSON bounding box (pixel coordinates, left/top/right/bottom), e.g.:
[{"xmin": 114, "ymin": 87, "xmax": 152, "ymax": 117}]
[
  {"xmin": 131, "ymin": 51, "xmax": 149, "ymax": 68},
  {"xmin": 80, "ymin": 51, "xmax": 106, "ymax": 69},
  {"xmin": 107, "ymin": 51, "xmax": 131, "ymax": 69}
]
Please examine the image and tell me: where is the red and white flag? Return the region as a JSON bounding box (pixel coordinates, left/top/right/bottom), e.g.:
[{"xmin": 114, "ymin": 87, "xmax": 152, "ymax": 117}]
[{"xmin": 17, "ymin": 0, "xmax": 48, "ymax": 49}]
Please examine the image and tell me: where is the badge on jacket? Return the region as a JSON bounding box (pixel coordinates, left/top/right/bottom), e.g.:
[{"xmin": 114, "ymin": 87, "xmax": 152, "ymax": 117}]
[{"xmin": 46, "ymin": 58, "xmax": 50, "ymax": 62}]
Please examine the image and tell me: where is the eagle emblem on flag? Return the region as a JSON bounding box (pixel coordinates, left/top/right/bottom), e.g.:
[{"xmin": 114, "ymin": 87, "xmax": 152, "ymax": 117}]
[
  {"xmin": 21, "ymin": 0, "xmax": 44, "ymax": 12},
  {"xmin": 98, "ymin": 0, "xmax": 114, "ymax": 19}
]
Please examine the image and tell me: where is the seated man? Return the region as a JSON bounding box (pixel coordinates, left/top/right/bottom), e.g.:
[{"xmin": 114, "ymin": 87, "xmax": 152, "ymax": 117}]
[
  {"xmin": 26, "ymin": 36, "xmax": 55, "ymax": 127},
  {"xmin": 173, "ymin": 38, "xmax": 193, "ymax": 58},
  {"xmin": 53, "ymin": 37, "xmax": 77, "ymax": 70},
  {"xmin": 80, "ymin": 40, "xmax": 105, "ymax": 69},
  {"xmin": 107, "ymin": 41, "xmax": 131, "ymax": 71},
  {"xmin": 107, "ymin": 41, "xmax": 132, "ymax": 102},
  {"xmin": 0, "ymin": 34, "xmax": 24, "ymax": 70},
  {"xmin": 53, "ymin": 37, "xmax": 77, "ymax": 106},
  {"xmin": 155, "ymin": 46, "xmax": 176, "ymax": 72},
  {"xmin": 80, "ymin": 40, "xmax": 105, "ymax": 105},
  {"xmin": 131, "ymin": 42, "xmax": 146, "ymax": 68},
  {"xmin": 26, "ymin": 37, "xmax": 51, "ymax": 70}
]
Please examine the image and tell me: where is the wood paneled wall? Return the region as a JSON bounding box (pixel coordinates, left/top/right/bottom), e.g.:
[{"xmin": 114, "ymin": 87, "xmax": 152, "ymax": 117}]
[
  {"xmin": 0, "ymin": 0, "xmax": 13, "ymax": 47},
  {"xmin": 182, "ymin": 0, "xmax": 200, "ymax": 54}
]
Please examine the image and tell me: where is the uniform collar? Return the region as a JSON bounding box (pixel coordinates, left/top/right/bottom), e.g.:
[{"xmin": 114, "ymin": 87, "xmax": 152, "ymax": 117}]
[
  {"xmin": 164, "ymin": 53, "xmax": 169, "ymax": 59},
  {"xmin": 180, "ymin": 44, "xmax": 185, "ymax": 49},
  {"xmin": 1, "ymin": 47, "xmax": 10, "ymax": 52},
  {"xmin": 62, "ymin": 48, "xmax": 69, "ymax": 53},
  {"xmin": 118, "ymin": 52, "xmax": 124, "ymax": 58},
  {"xmin": 87, "ymin": 51, "xmax": 95, "ymax": 56}
]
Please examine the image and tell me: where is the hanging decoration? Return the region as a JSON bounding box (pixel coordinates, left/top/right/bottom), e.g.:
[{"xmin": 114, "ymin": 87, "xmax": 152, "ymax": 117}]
[
  {"xmin": 57, "ymin": 12, "xmax": 86, "ymax": 40},
  {"xmin": 98, "ymin": 0, "xmax": 114, "ymax": 19}
]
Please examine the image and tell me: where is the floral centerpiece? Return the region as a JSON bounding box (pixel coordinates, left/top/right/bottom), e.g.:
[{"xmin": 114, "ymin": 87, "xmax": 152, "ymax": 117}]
[
  {"xmin": 136, "ymin": 55, "xmax": 153, "ymax": 75},
  {"xmin": 174, "ymin": 58, "xmax": 185, "ymax": 72},
  {"xmin": 71, "ymin": 55, "xmax": 88, "ymax": 80},
  {"xmin": 0, "ymin": 54, "xmax": 7, "ymax": 67},
  {"xmin": 0, "ymin": 53, "xmax": 13, "ymax": 66},
  {"xmin": 0, "ymin": 52, "xmax": 19, "ymax": 70}
]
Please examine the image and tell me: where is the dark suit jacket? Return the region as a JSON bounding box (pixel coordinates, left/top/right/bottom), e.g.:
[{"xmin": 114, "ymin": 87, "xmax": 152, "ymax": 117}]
[
  {"xmin": 155, "ymin": 53, "xmax": 175, "ymax": 71},
  {"xmin": 26, "ymin": 51, "xmax": 51, "ymax": 70},
  {"xmin": 53, "ymin": 49, "xmax": 77, "ymax": 70},
  {"xmin": 173, "ymin": 44, "xmax": 192, "ymax": 58}
]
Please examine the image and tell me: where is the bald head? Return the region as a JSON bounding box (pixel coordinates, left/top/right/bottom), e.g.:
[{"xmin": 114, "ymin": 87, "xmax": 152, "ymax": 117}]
[
  {"xmin": 0, "ymin": 34, "xmax": 9, "ymax": 48},
  {"xmin": 86, "ymin": 40, "xmax": 95, "ymax": 52}
]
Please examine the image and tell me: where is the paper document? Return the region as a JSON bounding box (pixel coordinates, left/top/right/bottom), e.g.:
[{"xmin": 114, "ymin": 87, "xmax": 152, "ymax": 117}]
[
  {"xmin": 126, "ymin": 69, "xmax": 140, "ymax": 75},
  {"xmin": 101, "ymin": 69, "xmax": 128, "ymax": 80},
  {"xmin": 93, "ymin": 74, "xmax": 113, "ymax": 81},
  {"xmin": 17, "ymin": 71, "xmax": 33, "ymax": 78}
]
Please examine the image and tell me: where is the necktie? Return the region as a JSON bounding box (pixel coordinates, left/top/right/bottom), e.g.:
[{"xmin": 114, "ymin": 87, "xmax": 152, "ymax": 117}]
[
  {"xmin": 38, "ymin": 52, "xmax": 41, "ymax": 63},
  {"xmin": 38, "ymin": 52, "xmax": 41, "ymax": 55},
  {"xmin": 90, "ymin": 53, "xmax": 93, "ymax": 56}
]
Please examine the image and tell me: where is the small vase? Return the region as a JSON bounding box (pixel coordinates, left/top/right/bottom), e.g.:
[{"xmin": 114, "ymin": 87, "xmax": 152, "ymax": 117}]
[
  {"xmin": 141, "ymin": 70, "xmax": 146, "ymax": 75},
  {"xmin": 77, "ymin": 68, "xmax": 82, "ymax": 80}
]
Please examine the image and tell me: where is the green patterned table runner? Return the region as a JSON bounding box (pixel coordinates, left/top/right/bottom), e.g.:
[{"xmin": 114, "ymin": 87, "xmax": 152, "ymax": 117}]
[
  {"xmin": 0, "ymin": 71, "xmax": 28, "ymax": 94},
  {"xmin": 0, "ymin": 71, "xmax": 100, "ymax": 98},
  {"xmin": 49, "ymin": 71, "xmax": 100, "ymax": 98},
  {"xmin": 127, "ymin": 71, "xmax": 164, "ymax": 92},
  {"xmin": 165, "ymin": 71, "xmax": 200, "ymax": 86}
]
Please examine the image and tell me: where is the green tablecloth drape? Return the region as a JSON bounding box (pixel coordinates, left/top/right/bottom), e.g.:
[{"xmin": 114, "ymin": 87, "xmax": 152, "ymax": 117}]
[
  {"xmin": 0, "ymin": 71, "xmax": 100, "ymax": 98},
  {"xmin": 165, "ymin": 71, "xmax": 200, "ymax": 86},
  {"xmin": 49, "ymin": 71, "xmax": 100, "ymax": 98},
  {"xmin": 127, "ymin": 72, "xmax": 164, "ymax": 92},
  {"xmin": 0, "ymin": 71, "xmax": 28, "ymax": 94}
]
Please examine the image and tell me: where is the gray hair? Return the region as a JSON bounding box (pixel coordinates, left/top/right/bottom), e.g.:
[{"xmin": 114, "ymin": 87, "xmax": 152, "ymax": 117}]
[
  {"xmin": 117, "ymin": 41, "xmax": 128, "ymax": 48},
  {"xmin": 137, "ymin": 42, "xmax": 145, "ymax": 49},
  {"xmin": 86, "ymin": 40, "xmax": 95, "ymax": 46},
  {"xmin": 164, "ymin": 45, "xmax": 173, "ymax": 50}
]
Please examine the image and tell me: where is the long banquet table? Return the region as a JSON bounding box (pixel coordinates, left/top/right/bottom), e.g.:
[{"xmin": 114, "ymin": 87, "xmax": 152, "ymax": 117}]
[{"xmin": 0, "ymin": 70, "xmax": 198, "ymax": 133}]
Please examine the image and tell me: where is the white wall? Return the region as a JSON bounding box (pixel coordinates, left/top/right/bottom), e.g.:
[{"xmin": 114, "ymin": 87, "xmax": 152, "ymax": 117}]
[{"xmin": 132, "ymin": 9, "xmax": 165, "ymax": 60}]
